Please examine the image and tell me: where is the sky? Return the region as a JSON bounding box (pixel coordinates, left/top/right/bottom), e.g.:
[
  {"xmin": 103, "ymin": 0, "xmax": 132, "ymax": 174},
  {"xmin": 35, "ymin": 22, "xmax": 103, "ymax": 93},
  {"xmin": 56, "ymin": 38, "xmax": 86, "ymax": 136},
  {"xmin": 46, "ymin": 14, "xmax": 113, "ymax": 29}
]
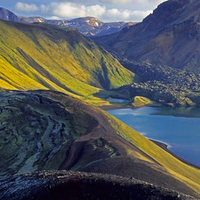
[{"xmin": 0, "ymin": 0, "xmax": 167, "ymax": 22}]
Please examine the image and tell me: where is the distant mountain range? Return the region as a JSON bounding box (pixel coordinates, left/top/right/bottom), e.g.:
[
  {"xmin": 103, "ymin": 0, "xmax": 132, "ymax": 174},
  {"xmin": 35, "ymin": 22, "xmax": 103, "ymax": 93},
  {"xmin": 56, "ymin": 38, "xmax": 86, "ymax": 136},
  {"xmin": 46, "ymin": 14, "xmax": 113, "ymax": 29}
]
[{"xmin": 0, "ymin": 7, "xmax": 135, "ymax": 36}]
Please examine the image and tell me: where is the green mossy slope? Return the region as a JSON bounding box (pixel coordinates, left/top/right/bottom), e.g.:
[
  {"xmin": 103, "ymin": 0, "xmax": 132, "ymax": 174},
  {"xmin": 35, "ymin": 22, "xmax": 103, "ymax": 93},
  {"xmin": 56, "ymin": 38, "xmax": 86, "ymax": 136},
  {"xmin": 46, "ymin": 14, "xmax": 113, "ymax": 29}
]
[{"xmin": 0, "ymin": 19, "xmax": 136, "ymax": 103}]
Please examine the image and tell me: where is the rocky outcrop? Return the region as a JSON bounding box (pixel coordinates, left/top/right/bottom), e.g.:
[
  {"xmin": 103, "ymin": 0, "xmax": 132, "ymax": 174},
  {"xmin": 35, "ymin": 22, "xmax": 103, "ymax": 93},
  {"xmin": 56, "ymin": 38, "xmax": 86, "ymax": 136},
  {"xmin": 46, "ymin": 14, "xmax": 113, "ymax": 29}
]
[{"xmin": 0, "ymin": 90, "xmax": 97, "ymax": 179}]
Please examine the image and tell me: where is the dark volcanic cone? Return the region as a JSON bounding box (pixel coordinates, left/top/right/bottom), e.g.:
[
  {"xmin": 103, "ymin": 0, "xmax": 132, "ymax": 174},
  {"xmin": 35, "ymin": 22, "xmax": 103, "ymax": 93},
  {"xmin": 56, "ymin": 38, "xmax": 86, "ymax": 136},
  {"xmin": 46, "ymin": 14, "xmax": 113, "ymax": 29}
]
[{"xmin": 0, "ymin": 171, "xmax": 196, "ymax": 200}]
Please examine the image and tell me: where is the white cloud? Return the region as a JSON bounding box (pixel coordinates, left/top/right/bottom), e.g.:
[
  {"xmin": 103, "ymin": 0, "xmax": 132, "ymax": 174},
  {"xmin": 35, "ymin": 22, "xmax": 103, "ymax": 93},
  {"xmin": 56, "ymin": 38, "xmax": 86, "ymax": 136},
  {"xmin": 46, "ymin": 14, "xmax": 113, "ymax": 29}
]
[
  {"xmin": 104, "ymin": 9, "xmax": 152, "ymax": 21},
  {"xmin": 38, "ymin": 2, "xmax": 151, "ymax": 21},
  {"xmin": 52, "ymin": 3, "xmax": 87, "ymax": 18},
  {"xmin": 15, "ymin": 2, "xmax": 38, "ymax": 12},
  {"xmin": 100, "ymin": 0, "xmax": 133, "ymax": 5},
  {"xmin": 100, "ymin": 0, "xmax": 165, "ymax": 6},
  {"xmin": 14, "ymin": 1, "xmax": 160, "ymax": 22},
  {"xmin": 136, "ymin": 0, "xmax": 166, "ymax": 7},
  {"xmin": 86, "ymin": 5, "xmax": 106, "ymax": 17},
  {"xmin": 58, "ymin": 0, "xmax": 93, "ymax": 2},
  {"xmin": 47, "ymin": 16, "xmax": 61, "ymax": 20},
  {"xmin": 40, "ymin": 2, "xmax": 106, "ymax": 19}
]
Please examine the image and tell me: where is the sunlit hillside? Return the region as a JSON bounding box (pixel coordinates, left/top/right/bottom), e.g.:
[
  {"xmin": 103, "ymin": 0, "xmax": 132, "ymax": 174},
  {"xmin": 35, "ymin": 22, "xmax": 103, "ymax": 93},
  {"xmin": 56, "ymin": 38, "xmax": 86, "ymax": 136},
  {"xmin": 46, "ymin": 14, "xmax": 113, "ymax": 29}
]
[{"xmin": 0, "ymin": 19, "xmax": 136, "ymax": 105}]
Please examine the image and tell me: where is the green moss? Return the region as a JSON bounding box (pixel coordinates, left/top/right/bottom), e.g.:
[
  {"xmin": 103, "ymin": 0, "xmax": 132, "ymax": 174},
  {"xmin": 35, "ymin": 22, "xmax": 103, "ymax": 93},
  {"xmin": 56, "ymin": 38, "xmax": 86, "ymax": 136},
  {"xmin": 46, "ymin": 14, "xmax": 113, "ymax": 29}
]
[
  {"xmin": 97, "ymin": 138, "xmax": 103, "ymax": 147},
  {"xmin": 132, "ymin": 96, "xmax": 152, "ymax": 107}
]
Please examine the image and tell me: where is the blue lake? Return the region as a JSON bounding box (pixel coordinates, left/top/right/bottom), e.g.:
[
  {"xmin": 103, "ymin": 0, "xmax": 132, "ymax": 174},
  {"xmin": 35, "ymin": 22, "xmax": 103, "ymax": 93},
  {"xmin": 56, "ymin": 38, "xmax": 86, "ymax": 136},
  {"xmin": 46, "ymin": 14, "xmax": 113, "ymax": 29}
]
[
  {"xmin": 107, "ymin": 107, "xmax": 200, "ymax": 167},
  {"xmin": 106, "ymin": 98, "xmax": 127, "ymax": 103}
]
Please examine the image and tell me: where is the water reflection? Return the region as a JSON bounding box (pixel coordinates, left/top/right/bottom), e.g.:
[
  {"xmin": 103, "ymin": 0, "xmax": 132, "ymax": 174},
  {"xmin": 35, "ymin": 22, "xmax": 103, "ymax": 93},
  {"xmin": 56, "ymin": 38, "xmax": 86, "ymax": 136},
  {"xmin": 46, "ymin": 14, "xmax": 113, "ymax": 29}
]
[{"xmin": 108, "ymin": 107, "xmax": 200, "ymax": 167}]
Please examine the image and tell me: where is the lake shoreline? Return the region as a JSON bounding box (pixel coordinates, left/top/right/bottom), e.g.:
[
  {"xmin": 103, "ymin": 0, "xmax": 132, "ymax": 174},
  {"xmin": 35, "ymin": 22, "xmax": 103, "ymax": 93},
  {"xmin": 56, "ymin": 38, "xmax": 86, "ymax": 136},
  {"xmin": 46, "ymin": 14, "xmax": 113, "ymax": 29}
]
[
  {"xmin": 100, "ymin": 102, "xmax": 163, "ymax": 111},
  {"xmin": 104, "ymin": 104, "xmax": 200, "ymax": 170},
  {"xmin": 150, "ymin": 139, "xmax": 200, "ymax": 169}
]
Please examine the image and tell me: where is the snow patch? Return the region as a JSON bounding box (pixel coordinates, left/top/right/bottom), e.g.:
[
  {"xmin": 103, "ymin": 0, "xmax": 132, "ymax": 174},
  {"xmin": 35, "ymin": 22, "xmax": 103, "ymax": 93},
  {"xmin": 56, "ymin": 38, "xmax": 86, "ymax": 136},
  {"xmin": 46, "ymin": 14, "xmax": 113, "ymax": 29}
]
[{"xmin": 37, "ymin": 19, "xmax": 43, "ymax": 23}]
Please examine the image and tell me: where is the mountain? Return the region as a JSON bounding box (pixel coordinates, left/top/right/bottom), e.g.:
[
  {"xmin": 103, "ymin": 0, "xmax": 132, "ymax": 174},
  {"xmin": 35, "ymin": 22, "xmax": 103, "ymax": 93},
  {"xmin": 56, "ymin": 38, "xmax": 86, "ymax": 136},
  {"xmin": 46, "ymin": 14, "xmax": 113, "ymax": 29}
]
[
  {"xmin": 94, "ymin": 0, "xmax": 200, "ymax": 107},
  {"xmin": 0, "ymin": 19, "xmax": 136, "ymax": 106},
  {"xmin": 0, "ymin": 7, "xmax": 24, "ymax": 22},
  {"xmin": 0, "ymin": 7, "xmax": 135, "ymax": 36},
  {"xmin": 0, "ymin": 7, "xmax": 45, "ymax": 23},
  {"xmin": 96, "ymin": 0, "xmax": 200, "ymax": 73},
  {"xmin": 44, "ymin": 17, "xmax": 135, "ymax": 36},
  {"xmin": 0, "ymin": 89, "xmax": 200, "ymax": 198}
]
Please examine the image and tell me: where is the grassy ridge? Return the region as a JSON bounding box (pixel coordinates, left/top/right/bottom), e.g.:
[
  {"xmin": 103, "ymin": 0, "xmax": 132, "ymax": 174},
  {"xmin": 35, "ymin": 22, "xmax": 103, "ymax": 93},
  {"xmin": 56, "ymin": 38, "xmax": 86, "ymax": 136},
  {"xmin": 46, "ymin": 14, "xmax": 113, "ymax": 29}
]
[
  {"xmin": 0, "ymin": 19, "xmax": 136, "ymax": 104},
  {"xmin": 132, "ymin": 96, "xmax": 152, "ymax": 107}
]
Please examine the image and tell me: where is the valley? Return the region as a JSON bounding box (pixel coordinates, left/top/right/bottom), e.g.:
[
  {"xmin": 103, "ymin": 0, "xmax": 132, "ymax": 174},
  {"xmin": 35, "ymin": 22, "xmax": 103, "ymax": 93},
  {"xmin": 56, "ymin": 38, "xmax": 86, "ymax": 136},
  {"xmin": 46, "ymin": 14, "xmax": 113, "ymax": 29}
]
[
  {"xmin": 107, "ymin": 59, "xmax": 200, "ymax": 107},
  {"xmin": 1, "ymin": 0, "xmax": 200, "ymax": 199}
]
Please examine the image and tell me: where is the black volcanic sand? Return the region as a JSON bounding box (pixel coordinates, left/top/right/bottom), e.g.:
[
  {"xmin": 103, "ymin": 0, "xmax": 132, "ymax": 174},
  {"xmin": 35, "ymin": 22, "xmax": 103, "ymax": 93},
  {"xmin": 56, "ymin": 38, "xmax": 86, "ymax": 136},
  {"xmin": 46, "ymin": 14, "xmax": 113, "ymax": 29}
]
[{"xmin": 0, "ymin": 171, "xmax": 196, "ymax": 200}]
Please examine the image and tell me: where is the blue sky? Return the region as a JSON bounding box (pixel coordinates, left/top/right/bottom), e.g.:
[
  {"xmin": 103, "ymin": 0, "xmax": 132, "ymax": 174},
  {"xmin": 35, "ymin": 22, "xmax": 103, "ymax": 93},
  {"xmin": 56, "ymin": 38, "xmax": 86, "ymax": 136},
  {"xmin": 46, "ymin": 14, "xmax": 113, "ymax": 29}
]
[{"xmin": 0, "ymin": 0, "xmax": 166, "ymax": 22}]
